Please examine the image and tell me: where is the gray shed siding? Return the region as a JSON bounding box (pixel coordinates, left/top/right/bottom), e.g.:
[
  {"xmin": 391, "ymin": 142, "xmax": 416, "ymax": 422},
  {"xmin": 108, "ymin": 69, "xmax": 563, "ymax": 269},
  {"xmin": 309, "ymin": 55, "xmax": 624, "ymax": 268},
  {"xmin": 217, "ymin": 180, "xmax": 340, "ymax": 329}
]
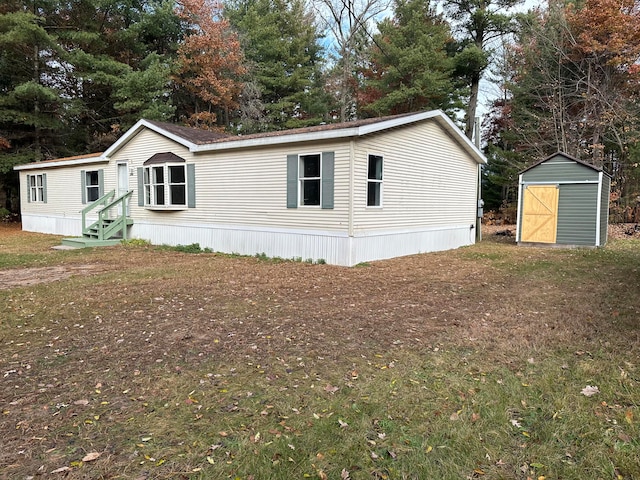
[
  {"xmin": 521, "ymin": 157, "xmax": 600, "ymax": 184},
  {"xmin": 556, "ymin": 184, "xmax": 598, "ymax": 245}
]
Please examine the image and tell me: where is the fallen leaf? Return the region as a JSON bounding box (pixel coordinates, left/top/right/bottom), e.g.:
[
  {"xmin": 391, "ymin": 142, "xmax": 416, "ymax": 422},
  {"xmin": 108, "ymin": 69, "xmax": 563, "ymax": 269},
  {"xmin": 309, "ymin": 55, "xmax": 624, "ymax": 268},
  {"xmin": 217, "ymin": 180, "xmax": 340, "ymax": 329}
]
[
  {"xmin": 51, "ymin": 466, "xmax": 72, "ymax": 474},
  {"xmin": 625, "ymin": 410, "xmax": 633, "ymax": 424},
  {"xmin": 206, "ymin": 456, "xmax": 215, "ymax": 464},
  {"xmin": 341, "ymin": 468, "xmax": 351, "ymax": 479},
  {"xmin": 324, "ymin": 384, "xmax": 339, "ymax": 394},
  {"xmin": 82, "ymin": 452, "xmax": 100, "ymax": 462},
  {"xmin": 317, "ymin": 469, "xmax": 328, "ymax": 480},
  {"xmin": 74, "ymin": 399, "xmax": 89, "ymax": 406},
  {"xmin": 338, "ymin": 419, "xmax": 348, "ymax": 428},
  {"xmin": 581, "ymin": 385, "xmax": 599, "ymax": 397},
  {"xmin": 471, "ymin": 412, "xmax": 480, "ymax": 423},
  {"xmin": 449, "ymin": 411, "xmax": 460, "ymax": 421},
  {"xmin": 370, "ymin": 451, "xmax": 379, "ymax": 459}
]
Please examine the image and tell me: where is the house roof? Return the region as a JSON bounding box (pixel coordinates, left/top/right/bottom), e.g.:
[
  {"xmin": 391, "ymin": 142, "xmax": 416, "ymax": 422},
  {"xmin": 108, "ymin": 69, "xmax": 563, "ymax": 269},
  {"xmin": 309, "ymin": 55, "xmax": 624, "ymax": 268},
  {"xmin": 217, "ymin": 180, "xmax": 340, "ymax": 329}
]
[
  {"xmin": 519, "ymin": 152, "xmax": 610, "ymax": 176},
  {"xmin": 105, "ymin": 110, "xmax": 486, "ymax": 164},
  {"xmin": 15, "ymin": 111, "xmax": 487, "ymax": 171},
  {"xmin": 14, "ymin": 152, "xmax": 106, "ymax": 171}
]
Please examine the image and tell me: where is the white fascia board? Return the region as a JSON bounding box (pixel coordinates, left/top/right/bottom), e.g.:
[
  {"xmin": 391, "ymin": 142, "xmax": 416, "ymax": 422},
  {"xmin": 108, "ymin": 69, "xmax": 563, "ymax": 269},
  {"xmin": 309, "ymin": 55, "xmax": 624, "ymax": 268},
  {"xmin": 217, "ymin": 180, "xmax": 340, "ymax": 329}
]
[
  {"xmin": 190, "ymin": 110, "xmax": 487, "ymax": 165},
  {"xmin": 14, "ymin": 156, "xmax": 108, "ymax": 171},
  {"xmin": 102, "ymin": 119, "xmax": 197, "ymax": 158}
]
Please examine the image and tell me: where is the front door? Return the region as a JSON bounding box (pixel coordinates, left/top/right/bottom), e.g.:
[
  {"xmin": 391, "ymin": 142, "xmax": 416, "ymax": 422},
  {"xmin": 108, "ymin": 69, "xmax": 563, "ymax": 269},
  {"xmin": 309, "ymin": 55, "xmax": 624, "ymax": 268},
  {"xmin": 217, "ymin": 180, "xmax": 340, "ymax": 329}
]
[
  {"xmin": 521, "ymin": 185, "xmax": 559, "ymax": 243},
  {"xmin": 117, "ymin": 162, "xmax": 130, "ymax": 215}
]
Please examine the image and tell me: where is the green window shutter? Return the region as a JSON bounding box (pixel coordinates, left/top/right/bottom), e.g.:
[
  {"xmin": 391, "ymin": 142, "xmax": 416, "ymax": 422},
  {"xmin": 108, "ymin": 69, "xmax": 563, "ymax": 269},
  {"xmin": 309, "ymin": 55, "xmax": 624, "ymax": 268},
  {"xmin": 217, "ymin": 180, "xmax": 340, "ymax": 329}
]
[
  {"xmin": 98, "ymin": 169, "xmax": 104, "ymax": 197},
  {"xmin": 287, "ymin": 154, "xmax": 298, "ymax": 208},
  {"xmin": 26, "ymin": 175, "xmax": 31, "ymax": 203},
  {"xmin": 42, "ymin": 174, "xmax": 47, "ymax": 203},
  {"xmin": 137, "ymin": 167, "xmax": 144, "ymax": 206},
  {"xmin": 81, "ymin": 170, "xmax": 86, "ymax": 204},
  {"xmin": 321, "ymin": 151, "xmax": 334, "ymax": 209},
  {"xmin": 187, "ymin": 164, "xmax": 196, "ymax": 208}
]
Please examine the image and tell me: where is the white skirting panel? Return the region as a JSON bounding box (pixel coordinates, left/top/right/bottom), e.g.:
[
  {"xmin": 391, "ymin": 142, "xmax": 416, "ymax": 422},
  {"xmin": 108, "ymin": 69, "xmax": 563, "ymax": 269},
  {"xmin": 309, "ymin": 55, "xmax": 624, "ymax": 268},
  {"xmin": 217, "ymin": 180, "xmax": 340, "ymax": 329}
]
[
  {"xmin": 131, "ymin": 221, "xmax": 352, "ymax": 266},
  {"xmin": 350, "ymin": 224, "xmax": 476, "ymax": 265},
  {"xmin": 131, "ymin": 221, "xmax": 476, "ymax": 266},
  {"xmin": 20, "ymin": 215, "xmax": 476, "ymax": 266},
  {"xmin": 21, "ymin": 214, "xmax": 82, "ymax": 236}
]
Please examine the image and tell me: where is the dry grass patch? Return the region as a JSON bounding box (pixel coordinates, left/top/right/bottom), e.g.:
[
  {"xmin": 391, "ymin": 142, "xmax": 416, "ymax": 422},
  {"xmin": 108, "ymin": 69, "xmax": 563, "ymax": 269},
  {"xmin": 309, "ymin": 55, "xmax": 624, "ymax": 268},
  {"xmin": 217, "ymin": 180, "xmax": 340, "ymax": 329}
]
[{"xmin": 1, "ymin": 224, "xmax": 639, "ymax": 479}]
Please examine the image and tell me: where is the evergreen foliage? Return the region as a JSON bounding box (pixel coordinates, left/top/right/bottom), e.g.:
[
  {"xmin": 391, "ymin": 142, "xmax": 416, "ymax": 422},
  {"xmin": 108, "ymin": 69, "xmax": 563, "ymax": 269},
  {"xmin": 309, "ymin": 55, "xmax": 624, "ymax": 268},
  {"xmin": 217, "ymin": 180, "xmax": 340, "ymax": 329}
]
[
  {"xmin": 3, "ymin": 0, "xmax": 637, "ymax": 216},
  {"xmin": 358, "ymin": 0, "xmax": 463, "ymax": 117}
]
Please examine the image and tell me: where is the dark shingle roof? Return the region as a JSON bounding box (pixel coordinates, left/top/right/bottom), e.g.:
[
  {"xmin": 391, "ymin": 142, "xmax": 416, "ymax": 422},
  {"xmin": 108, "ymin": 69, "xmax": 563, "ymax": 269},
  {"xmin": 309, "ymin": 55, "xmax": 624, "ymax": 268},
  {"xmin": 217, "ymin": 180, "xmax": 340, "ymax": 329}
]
[
  {"xmin": 145, "ymin": 113, "xmax": 419, "ymax": 146},
  {"xmin": 144, "ymin": 120, "xmax": 232, "ymax": 144}
]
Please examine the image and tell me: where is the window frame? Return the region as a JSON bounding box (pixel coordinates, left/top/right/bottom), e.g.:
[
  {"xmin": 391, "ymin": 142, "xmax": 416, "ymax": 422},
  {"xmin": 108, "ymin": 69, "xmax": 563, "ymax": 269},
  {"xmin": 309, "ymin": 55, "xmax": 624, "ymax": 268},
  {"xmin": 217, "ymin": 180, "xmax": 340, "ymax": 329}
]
[
  {"xmin": 298, "ymin": 153, "xmax": 322, "ymax": 207},
  {"xmin": 85, "ymin": 170, "xmax": 101, "ymax": 203},
  {"xmin": 28, "ymin": 174, "xmax": 46, "ymax": 203},
  {"xmin": 143, "ymin": 162, "xmax": 188, "ymax": 209},
  {"xmin": 366, "ymin": 153, "xmax": 384, "ymax": 208}
]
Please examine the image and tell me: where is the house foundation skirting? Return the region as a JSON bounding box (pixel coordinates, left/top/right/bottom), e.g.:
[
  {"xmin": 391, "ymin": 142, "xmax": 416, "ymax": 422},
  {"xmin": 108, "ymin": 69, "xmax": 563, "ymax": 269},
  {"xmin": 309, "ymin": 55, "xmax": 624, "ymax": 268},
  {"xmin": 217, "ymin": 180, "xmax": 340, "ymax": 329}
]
[
  {"xmin": 131, "ymin": 220, "xmax": 475, "ymax": 266},
  {"xmin": 22, "ymin": 214, "xmax": 82, "ymax": 237},
  {"xmin": 21, "ymin": 214, "xmax": 475, "ymax": 266}
]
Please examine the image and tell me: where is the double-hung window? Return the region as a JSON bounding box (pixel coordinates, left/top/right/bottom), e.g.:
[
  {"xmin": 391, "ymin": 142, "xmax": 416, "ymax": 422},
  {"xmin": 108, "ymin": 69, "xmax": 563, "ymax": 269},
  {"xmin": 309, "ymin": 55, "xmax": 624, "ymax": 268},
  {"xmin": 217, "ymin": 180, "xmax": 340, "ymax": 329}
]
[
  {"xmin": 139, "ymin": 152, "xmax": 194, "ymax": 209},
  {"xmin": 367, "ymin": 154, "xmax": 383, "ymax": 207},
  {"xmin": 299, "ymin": 153, "xmax": 321, "ymax": 206},
  {"xmin": 85, "ymin": 170, "xmax": 100, "ymax": 202},
  {"xmin": 28, "ymin": 174, "xmax": 46, "ymax": 203},
  {"xmin": 286, "ymin": 151, "xmax": 334, "ymax": 209},
  {"xmin": 81, "ymin": 169, "xmax": 104, "ymax": 204}
]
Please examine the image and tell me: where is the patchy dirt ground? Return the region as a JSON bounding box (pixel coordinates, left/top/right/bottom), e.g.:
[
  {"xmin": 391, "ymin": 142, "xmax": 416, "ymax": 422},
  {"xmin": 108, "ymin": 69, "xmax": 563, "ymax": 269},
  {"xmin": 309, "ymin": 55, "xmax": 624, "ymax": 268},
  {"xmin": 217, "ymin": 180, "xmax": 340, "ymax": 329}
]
[
  {"xmin": 0, "ymin": 264, "xmax": 106, "ymax": 290},
  {"xmin": 0, "ymin": 223, "xmax": 637, "ymax": 291},
  {"xmin": 1, "ymin": 223, "xmax": 640, "ymax": 479}
]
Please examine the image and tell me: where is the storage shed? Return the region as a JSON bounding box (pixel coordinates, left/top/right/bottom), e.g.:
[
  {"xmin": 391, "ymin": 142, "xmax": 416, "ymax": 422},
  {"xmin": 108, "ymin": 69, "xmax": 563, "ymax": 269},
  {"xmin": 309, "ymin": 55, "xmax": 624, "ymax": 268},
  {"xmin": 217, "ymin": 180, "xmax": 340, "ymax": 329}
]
[{"xmin": 516, "ymin": 152, "xmax": 610, "ymax": 247}]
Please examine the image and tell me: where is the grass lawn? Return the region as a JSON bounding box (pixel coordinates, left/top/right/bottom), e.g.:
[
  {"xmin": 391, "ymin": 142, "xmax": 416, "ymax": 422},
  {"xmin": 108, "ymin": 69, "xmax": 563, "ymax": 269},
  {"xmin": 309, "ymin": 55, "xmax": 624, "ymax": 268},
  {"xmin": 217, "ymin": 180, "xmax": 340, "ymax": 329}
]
[{"xmin": 1, "ymin": 223, "xmax": 639, "ymax": 480}]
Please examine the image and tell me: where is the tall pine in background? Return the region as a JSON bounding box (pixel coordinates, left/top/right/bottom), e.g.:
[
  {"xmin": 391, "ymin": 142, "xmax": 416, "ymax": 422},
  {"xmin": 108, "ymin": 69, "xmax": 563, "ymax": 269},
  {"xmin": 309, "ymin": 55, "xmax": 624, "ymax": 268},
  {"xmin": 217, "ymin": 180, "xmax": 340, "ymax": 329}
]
[
  {"xmin": 358, "ymin": 0, "xmax": 462, "ymax": 117},
  {"xmin": 226, "ymin": 0, "xmax": 330, "ymax": 132}
]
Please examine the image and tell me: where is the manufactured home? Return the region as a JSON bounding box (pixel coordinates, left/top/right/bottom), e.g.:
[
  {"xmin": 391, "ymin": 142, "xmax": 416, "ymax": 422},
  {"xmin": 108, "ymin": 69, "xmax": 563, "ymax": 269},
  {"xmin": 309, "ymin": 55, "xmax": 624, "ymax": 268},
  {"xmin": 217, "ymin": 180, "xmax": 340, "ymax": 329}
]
[
  {"xmin": 16, "ymin": 110, "xmax": 486, "ymax": 266},
  {"xmin": 516, "ymin": 152, "xmax": 610, "ymax": 247}
]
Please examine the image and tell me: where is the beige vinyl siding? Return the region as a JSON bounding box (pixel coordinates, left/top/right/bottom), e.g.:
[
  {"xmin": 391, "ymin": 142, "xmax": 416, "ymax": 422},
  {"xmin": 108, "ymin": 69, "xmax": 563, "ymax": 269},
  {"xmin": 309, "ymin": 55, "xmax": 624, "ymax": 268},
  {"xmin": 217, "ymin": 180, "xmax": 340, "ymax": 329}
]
[
  {"xmin": 192, "ymin": 141, "xmax": 349, "ymax": 231},
  {"xmin": 20, "ymin": 162, "xmax": 109, "ymax": 217},
  {"xmin": 352, "ymin": 122, "xmax": 477, "ymax": 232},
  {"xmin": 112, "ymin": 130, "xmax": 350, "ymax": 232},
  {"xmin": 109, "ymin": 129, "xmax": 195, "ymax": 214}
]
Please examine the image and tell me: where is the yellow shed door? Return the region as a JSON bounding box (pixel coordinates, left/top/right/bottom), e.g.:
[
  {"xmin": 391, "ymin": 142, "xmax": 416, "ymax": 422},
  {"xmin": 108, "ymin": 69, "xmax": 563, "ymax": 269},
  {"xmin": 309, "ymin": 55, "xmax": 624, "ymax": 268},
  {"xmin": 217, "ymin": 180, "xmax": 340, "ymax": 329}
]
[{"xmin": 521, "ymin": 185, "xmax": 559, "ymax": 243}]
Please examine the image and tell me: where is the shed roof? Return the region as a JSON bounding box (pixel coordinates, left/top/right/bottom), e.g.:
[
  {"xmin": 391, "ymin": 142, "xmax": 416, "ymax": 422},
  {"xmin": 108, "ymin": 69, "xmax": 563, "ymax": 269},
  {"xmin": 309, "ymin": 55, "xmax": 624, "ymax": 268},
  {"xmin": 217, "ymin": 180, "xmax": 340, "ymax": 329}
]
[{"xmin": 519, "ymin": 152, "xmax": 609, "ymax": 176}]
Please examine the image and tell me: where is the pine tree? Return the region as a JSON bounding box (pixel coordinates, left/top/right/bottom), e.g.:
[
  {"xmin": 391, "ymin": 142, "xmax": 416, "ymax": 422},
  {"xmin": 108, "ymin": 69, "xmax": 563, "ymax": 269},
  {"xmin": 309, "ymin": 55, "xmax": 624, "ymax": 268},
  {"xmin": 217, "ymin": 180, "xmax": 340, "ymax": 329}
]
[
  {"xmin": 359, "ymin": 0, "xmax": 462, "ymax": 117},
  {"xmin": 226, "ymin": 0, "xmax": 330, "ymax": 132}
]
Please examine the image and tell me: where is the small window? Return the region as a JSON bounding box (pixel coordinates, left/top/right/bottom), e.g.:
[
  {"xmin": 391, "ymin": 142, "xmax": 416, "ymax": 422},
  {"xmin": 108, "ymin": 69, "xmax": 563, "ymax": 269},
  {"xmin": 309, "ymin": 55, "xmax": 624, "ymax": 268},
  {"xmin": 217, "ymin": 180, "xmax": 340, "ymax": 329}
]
[
  {"xmin": 299, "ymin": 153, "xmax": 321, "ymax": 206},
  {"xmin": 85, "ymin": 170, "xmax": 100, "ymax": 202},
  {"xmin": 143, "ymin": 164, "xmax": 187, "ymax": 207},
  {"xmin": 28, "ymin": 174, "xmax": 46, "ymax": 202},
  {"xmin": 367, "ymin": 154, "xmax": 383, "ymax": 207}
]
